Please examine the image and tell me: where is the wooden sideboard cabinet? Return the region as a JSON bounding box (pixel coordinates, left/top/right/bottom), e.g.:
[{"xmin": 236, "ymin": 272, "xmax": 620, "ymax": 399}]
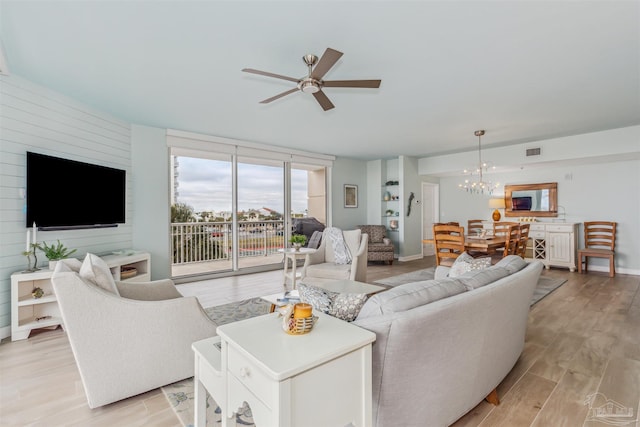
[
  {"xmin": 11, "ymin": 252, "xmax": 150, "ymax": 341},
  {"xmin": 528, "ymin": 223, "xmax": 579, "ymax": 271}
]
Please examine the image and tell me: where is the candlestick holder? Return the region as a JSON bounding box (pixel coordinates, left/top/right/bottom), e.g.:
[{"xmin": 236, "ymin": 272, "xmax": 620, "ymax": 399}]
[
  {"xmin": 21, "ymin": 245, "xmax": 40, "ymax": 273},
  {"xmin": 31, "ymin": 244, "xmax": 41, "ymax": 271}
]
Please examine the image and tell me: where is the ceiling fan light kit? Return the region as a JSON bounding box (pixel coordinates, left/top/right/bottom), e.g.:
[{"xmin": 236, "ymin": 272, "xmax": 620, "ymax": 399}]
[{"xmin": 242, "ymin": 47, "xmax": 381, "ymax": 111}]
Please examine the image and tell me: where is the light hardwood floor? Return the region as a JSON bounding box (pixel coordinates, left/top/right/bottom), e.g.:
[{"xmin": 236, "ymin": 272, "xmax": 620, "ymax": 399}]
[{"xmin": 1, "ymin": 258, "xmax": 638, "ymax": 427}]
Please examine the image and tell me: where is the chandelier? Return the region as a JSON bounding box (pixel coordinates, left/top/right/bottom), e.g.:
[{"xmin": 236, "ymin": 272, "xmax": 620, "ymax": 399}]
[{"xmin": 458, "ymin": 130, "xmax": 499, "ymax": 195}]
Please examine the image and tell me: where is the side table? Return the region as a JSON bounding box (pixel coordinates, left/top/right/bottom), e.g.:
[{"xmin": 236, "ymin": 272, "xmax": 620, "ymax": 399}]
[
  {"xmin": 193, "ymin": 312, "xmax": 376, "ymax": 427},
  {"xmin": 277, "ymin": 248, "xmax": 316, "ymax": 289}
]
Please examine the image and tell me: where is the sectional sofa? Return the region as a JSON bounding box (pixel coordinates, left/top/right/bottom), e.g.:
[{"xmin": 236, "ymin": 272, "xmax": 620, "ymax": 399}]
[{"xmin": 354, "ymin": 256, "xmax": 544, "ymax": 426}]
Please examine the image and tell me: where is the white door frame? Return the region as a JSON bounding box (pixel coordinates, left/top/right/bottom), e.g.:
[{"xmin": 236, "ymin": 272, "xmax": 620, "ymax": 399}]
[{"xmin": 421, "ymin": 182, "xmax": 440, "ymax": 256}]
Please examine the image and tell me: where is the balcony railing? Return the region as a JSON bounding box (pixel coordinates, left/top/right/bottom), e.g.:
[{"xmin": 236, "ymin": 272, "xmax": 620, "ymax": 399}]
[{"xmin": 171, "ymin": 220, "xmax": 286, "ymax": 265}]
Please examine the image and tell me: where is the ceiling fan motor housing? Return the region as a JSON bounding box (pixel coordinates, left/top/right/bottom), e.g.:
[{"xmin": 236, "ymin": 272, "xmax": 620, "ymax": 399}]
[{"xmin": 298, "ymin": 79, "xmax": 321, "ymax": 93}]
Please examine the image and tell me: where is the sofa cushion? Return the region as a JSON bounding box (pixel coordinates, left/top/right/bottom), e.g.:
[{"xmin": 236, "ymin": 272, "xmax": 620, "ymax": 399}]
[
  {"xmin": 457, "ymin": 266, "xmax": 511, "ymax": 291},
  {"xmin": 304, "ymin": 263, "xmax": 352, "ymax": 280},
  {"xmin": 495, "ymin": 255, "xmax": 528, "ymax": 274},
  {"xmin": 79, "ymin": 253, "xmax": 120, "ymax": 295},
  {"xmin": 448, "ymin": 252, "xmax": 491, "ymax": 278},
  {"xmin": 357, "ymin": 278, "xmax": 467, "ymax": 319},
  {"xmin": 368, "ymin": 243, "xmax": 394, "ymax": 252}
]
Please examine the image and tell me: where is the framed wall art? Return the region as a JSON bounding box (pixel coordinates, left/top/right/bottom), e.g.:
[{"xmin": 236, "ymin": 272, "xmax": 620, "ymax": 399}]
[{"xmin": 344, "ymin": 184, "xmax": 358, "ymax": 208}]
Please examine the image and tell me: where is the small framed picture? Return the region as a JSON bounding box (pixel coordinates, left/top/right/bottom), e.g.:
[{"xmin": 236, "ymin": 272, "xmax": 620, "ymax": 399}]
[{"xmin": 344, "ymin": 184, "xmax": 358, "ymax": 208}]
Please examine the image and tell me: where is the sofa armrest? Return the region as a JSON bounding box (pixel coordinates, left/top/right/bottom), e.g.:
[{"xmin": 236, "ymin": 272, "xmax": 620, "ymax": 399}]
[{"xmin": 115, "ymin": 278, "xmax": 183, "ymax": 301}]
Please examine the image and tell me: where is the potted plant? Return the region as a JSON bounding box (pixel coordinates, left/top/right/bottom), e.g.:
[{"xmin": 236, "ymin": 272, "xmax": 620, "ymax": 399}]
[
  {"xmin": 289, "ymin": 234, "xmax": 307, "ymax": 251},
  {"xmin": 37, "ymin": 240, "xmax": 77, "ymax": 270}
]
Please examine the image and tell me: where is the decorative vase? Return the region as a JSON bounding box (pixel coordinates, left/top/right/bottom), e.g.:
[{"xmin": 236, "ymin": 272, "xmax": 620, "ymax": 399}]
[
  {"xmin": 292, "ymin": 243, "xmax": 302, "ymax": 251},
  {"xmin": 383, "ymin": 191, "xmax": 391, "ymax": 201},
  {"xmin": 389, "ymin": 220, "xmax": 399, "ymax": 230},
  {"xmin": 49, "ymin": 260, "xmax": 58, "ymax": 271}
]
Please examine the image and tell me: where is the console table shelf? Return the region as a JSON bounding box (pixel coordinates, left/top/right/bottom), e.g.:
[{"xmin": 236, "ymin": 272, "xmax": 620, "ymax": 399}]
[{"xmin": 11, "ymin": 251, "xmax": 151, "ymax": 341}]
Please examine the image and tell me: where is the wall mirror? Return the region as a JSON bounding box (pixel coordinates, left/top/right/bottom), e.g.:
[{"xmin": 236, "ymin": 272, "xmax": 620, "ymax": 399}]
[{"xmin": 504, "ymin": 182, "xmax": 558, "ymax": 217}]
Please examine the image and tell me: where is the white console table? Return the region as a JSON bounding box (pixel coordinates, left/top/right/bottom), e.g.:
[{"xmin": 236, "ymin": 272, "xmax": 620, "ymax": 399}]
[
  {"xmin": 10, "ymin": 251, "xmax": 150, "ymax": 341},
  {"xmin": 193, "ymin": 312, "xmax": 376, "ymax": 427}
]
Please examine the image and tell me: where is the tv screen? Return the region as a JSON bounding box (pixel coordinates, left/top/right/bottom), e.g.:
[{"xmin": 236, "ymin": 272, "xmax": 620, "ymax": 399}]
[
  {"xmin": 511, "ymin": 196, "xmax": 532, "ymax": 211},
  {"xmin": 26, "ymin": 152, "xmax": 126, "ymax": 230}
]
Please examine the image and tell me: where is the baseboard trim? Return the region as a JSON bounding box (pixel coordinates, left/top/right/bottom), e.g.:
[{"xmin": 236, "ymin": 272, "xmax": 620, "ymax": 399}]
[
  {"xmin": 0, "ymin": 326, "xmax": 10, "ymax": 341},
  {"xmin": 586, "ymin": 265, "xmax": 639, "ymax": 276},
  {"xmin": 398, "ymin": 254, "xmax": 424, "ymax": 262}
]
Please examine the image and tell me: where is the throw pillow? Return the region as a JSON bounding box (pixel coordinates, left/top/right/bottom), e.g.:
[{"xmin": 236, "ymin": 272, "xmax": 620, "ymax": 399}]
[
  {"xmin": 329, "ymin": 293, "xmax": 369, "ymax": 322},
  {"xmin": 298, "ymin": 283, "xmax": 369, "ymax": 322},
  {"xmin": 449, "ymin": 252, "xmax": 491, "ymax": 278},
  {"xmin": 53, "ymin": 258, "xmax": 82, "ymax": 273},
  {"xmin": 298, "ymin": 283, "xmax": 332, "ymax": 314},
  {"xmin": 79, "ymin": 253, "xmax": 120, "ymax": 295}
]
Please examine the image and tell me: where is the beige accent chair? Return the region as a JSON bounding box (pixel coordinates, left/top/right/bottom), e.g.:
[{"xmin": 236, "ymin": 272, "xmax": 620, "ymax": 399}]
[
  {"xmin": 303, "ymin": 229, "xmax": 368, "ymax": 283},
  {"xmin": 51, "ymin": 258, "xmax": 218, "ymax": 408}
]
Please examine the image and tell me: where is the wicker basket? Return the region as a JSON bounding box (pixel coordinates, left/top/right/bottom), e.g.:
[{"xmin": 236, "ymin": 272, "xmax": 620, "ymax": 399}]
[
  {"xmin": 120, "ymin": 267, "xmax": 137, "ymax": 280},
  {"xmin": 284, "ymin": 315, "xmax": 318, "ymax": 335}
]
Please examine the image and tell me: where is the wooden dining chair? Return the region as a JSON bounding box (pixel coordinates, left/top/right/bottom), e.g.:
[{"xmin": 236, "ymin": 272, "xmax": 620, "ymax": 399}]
[
  {"xmin": 490, "ymin": 223, "xmax": 520, "ymax": 264},
  {"xmin": 493, "ymin": 221, "xmax": 519, "ymax": 237},
  {"xmin": 517, "ymin": 223, "xmax": 530, "ymax": 258},
  {"xmin": 578, "ymin": 221, "xmax": 617, "ymax": 277},
  {"xmin": 467, "ymin": 219, "xmax": 484, "ymax": 236},
  {"xmin": 433, "ymin": 224, "xmax": 465, "ymax": 266}
]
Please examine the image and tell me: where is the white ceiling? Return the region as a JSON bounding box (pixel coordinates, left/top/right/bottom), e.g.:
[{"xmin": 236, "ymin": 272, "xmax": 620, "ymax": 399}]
[{"xmin": 1, "ymin": 1, "xmax": 638, "ymax": 160}]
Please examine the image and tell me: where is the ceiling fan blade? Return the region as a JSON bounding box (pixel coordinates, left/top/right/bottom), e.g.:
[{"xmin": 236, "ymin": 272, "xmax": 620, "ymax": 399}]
[
  {"xmin": 242, "ymin": 68, "xmax": 299, "ymax": 83},
  {"xmin": 312, "ymin": 90, "xmax": 335, "ymax": 111},
  {"xmin": 259, "ymin": 88, "xmax": 299, "ymax": 104},
  {"xmin": 310, "ymin": 48, "xmax": 343, "ymax": 80},
  {"xmin": 323, "ymin": 79, "xmax": 381, "ymax": 88}
]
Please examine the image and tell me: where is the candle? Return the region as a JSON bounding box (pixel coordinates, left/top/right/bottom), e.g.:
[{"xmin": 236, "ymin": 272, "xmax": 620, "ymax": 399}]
[
  {"xmin": 32, "ymin": 222, "xmax": 37, "ymax": 245},
  {"xmin": 26, "ymin": 229, "xmax": 30, "ymax": 252},
  {"xmin": 293, "ymin": 303, "xmax": 313, "ymax": 319}
]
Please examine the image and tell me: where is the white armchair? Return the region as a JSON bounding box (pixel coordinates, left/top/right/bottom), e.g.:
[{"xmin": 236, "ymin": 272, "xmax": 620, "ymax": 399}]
[
  {"xmin": 51, "ymin": 261, "xmax": 218, "ymax": 408},
  {"xmin": 303, "ymin": 228, "xmax": 368, "ymax": 283}
]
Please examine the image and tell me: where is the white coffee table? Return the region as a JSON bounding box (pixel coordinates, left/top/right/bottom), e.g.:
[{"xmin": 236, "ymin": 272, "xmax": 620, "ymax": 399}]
[{"xmin": 277, "ymin": 248, "xmax": 316, "ymax": 289}]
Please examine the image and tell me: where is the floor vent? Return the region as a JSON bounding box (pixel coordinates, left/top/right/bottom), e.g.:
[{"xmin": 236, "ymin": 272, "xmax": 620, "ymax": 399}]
[{"xmin": 526, "ymin": 147, "xmax": 541, "ymax": 157}]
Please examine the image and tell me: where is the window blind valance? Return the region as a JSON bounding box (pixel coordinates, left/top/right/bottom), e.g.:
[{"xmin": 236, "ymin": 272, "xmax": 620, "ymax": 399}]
[{"xmin": 166, "ymin": 129, "xmax": 335, "ymax": 167}]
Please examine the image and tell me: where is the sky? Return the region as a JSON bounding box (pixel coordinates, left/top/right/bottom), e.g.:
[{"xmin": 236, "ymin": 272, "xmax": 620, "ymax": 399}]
[{"xmin": 175, "ymin": 157, "xmax": 308, "ymax": 214}]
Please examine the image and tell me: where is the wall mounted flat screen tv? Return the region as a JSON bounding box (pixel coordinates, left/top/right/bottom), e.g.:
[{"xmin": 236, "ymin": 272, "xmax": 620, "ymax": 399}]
[
  {"xmin": 511, "ymin": 196, "xmax": 533, "ymax": 211},
  {"xmin": 26, "ymin": 152, "xmax": 126, "ymax": 230}
]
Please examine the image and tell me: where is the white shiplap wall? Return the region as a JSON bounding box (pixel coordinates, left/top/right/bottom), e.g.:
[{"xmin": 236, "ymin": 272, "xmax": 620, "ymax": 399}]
[{"xmin": 0, "ymin": 75, "xmax": 133, "ymax": 338}]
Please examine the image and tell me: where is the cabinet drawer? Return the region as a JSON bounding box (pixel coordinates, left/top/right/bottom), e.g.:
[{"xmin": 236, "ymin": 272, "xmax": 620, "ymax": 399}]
[
  {"xmin": 228, "ymin": 345, "xmax": 273, "ymax": 408},
  {"xmin": 530, "ymin": 231, "xmax": 545, "ymax": 239},
  {"xmin": 546, "ymin": 225, "xmax": 572, "ymax": 233},
  {"xmin": 529, "ymin": 224, "xmax": 545, "ymax": 232}
]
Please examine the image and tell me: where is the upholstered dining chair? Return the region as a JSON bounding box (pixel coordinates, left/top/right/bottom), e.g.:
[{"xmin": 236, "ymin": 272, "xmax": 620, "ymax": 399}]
[
  {"xmin": 433, "ymin": 224, "xmax": 465, "ymax": 266},
  {"xmin": 578, "ymin": 221, "xmax": 617, "ymax": 277}
]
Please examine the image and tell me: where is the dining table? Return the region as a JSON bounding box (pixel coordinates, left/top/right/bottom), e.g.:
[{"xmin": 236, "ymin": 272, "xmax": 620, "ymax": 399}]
[{"xmin": 422, "ymin": 235, "xmax": 508, "ymax": 255}]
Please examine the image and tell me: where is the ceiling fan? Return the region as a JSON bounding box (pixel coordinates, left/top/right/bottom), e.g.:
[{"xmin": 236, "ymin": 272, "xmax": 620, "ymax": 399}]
[{"xmin": 242, "ymin": 48, "xmax": 381, "ymax": 111}]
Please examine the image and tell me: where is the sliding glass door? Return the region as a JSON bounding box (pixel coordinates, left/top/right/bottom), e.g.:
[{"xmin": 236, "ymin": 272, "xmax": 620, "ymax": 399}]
[
  {"xmin": 236, "ymin": 158, "xmax": 285, "ymax": 270},
  {"xmin": 169, "ymin": 150, "xmax": 328, "ymax": 279}
]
